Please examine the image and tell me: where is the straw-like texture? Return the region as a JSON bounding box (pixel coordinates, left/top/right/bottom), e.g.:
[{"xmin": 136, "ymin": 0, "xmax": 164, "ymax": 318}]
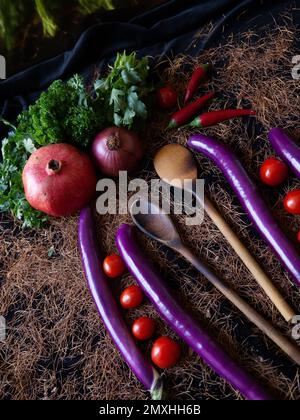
[{"xmin": 1, "ymin": 23, "xmax": 300, "ymax": 400}]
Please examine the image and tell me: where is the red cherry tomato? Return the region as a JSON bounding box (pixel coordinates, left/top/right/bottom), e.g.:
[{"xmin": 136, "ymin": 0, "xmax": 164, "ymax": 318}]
[
  {"xmin": 260, "ymin": 158, "xmax": 288, "ymax": 186},
  {"xmin": 151, "ymin": 336, "xmax": 181, "ymax": 368},
  {"xmin": 156, "ymin": 86, "xmax": 178, "ymax": 109},
  {"xmin": 120, "ymin": 285, "xmax": 143, "ymax": 309},
  {"xmin": 103, "ymin": 254, "xmax": 126, "ymax": 278},
  {"xmin": 284, "ymin": 189, "xmax": 300, "ymax": 215},
  {"xmin": 132, "ymin": 317, "xmax": 156, "ymax": 341}
]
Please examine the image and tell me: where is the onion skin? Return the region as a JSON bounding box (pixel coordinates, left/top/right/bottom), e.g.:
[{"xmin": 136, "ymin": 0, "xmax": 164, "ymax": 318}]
[
  {"xmin": 22, "ymin": 143, "xmax": 97, "ymax": 217},
  {"xmin": 92, "ymin": 127, "xmax": 143, "ymax": 177},
  {"xmin": 188, "ymin": 133, "xmax": 300, "ymax": 288},
  {"xmin": 268, "ymin": 128, "xmax": 300, "ymax": 180},
  {"xmin": 116, "ymin": 224, "xmax": 273, "ymax": 401},
  {"xmin": 78, "ymin": 207, "xmax": 163, "ymax": 400}
]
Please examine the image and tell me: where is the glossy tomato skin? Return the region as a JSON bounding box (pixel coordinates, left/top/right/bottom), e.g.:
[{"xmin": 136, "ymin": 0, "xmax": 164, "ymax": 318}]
[
  {"xmin": 120, "ymin": 285, "xmax": 143, "ymax": 309},
  {"xmin": 284, "ymin": 190, "xmax": 300, "ymax": 215},
  {"xmin": 132, "ymin": 317, "xmax": 156, "ymax": 341},
  {"xmin": 103, "ymin": 254, "xmax": 126, "ymax": 278},
  {"xmin": 260, "ymin": 157, "xmax": 288, "ymax": 186},
  {"xmin": 151, "ymin": 336, "xmax": 181, "ymax": 368},
  {"xmin": 156, "ymin": 86, "xmax": 178, "ymax": 109}
]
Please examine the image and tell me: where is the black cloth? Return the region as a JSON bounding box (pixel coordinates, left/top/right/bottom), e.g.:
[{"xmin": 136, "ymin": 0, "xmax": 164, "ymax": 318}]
[{"xmin": 0, "ymin": 0, "xmax": 299, "ymax": 129}]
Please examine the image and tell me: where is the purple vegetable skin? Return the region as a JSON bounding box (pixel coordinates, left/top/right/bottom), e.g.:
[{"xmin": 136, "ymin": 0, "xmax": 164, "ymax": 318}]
[
  {"xmin": 269, "ymin": 128, "xmax": 300, "ymax": 179},
  {"xmin": 78, "ymin": 207, "xmax": 162, "ymax": 400},
  {"xmin": 188, "ymin": 134, "xmax": 300, "ymax": 288},
  {"xmin": 116, "ymin": 224, "xmax": 273, "ymax": 401}
]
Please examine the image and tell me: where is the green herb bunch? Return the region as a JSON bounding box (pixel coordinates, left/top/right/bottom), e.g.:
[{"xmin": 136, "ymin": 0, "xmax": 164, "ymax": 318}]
[
  {"xmin": 94, "ymin": 51, "xmax": 151, "ymax": 127},
  {"xmin": 0, "ymin": 52, "xmax": 151, "ymax": 228},
  {"xmin": 0, "ymin": 74, "xmax": 105, "ymax": 227}
]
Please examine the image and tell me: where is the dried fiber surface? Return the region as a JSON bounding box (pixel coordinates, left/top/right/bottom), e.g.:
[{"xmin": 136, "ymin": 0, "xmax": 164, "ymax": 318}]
[{"xmin": 1, "ymin": 24, "xmax": 300, "ymax": 400}]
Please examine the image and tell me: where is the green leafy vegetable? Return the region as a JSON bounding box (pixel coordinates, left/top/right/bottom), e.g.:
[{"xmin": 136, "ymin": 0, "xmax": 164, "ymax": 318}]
[
  {"xmin": 14, "ymin": 75, "xmax": 105, "ymax": 148},
  {"xmin": 0, "ymin": 51, "xmax": 151, "ymax": 229},
  {"xmin": 0, "ymin": 74, "xmax": 104, "ymax": 228},
  {"xmin": 94, "ymin": 51, "xmax": 151, "ymax": 128},
  {"xmin": 0, "ymin": 133, "xmax": 47, "ymax": 228}
]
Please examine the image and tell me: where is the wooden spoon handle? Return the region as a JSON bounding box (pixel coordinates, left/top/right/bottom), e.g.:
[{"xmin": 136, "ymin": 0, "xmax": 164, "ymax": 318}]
[
  {"xmin": 180, "ymin": 246, "xmax": 300, "ymax": 365},
  {"xmin": 194, "ymin": 191, "xmax": 294, "ymax": 322}
]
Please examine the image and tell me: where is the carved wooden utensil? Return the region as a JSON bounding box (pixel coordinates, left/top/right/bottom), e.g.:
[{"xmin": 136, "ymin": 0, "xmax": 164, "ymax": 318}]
[
  {"xmin": 130, "ymin": 198, "xmax": 300, "ymax": 365},
  {"xmin": 153, "ymin": 143, "xmax": 295, "ymax": 322}
]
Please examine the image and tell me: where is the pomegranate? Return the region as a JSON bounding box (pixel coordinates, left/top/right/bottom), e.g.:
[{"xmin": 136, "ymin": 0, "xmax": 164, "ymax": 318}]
[{"xmin": 22, "ymin": 143, "xmax": 97, "ymax": 217}]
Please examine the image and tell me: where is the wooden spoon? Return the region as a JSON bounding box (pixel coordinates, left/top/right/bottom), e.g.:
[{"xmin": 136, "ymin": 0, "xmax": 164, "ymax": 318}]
[
  {"xmin": 154, "ymin": 143, "xmax": 295, "ymax": 322},
  {"xmin": 130, "ymin": 198, "xmax": 300, "ymax": 365}
]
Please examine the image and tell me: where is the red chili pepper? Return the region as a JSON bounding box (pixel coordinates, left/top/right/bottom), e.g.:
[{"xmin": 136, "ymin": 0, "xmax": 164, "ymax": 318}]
[
  {"xmin": 184, "ymin": 64, "xmax": 211, "ymax": 104},
  {"xmin": 190, "ymin": 109, "xmax": 256, "ymax": 128},
  {"xmin": 168, "ymin": 92, "xmax": 215, "ymax": 128}
]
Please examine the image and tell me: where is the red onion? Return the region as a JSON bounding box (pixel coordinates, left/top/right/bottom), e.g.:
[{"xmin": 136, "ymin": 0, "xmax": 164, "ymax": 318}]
[
  {"xmin": 22, "ymin": 143, "xmax": 97, "ymax": 217},
  {"xmin": 92, "ymin": 127, "xmax": 143, "ymax": 177}
]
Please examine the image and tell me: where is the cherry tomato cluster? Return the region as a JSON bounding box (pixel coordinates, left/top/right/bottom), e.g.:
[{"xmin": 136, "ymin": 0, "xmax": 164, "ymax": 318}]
[
  {"xmin": 260, "ymin": 158, "xmax": 300, "ymax": 242},
  {"xmin": 103, "ymin": 253, "xmax": 181, "ymax": 369},
  {"xmin": 120, "ymin": 283, "xmax": 181, "ymax": 368}
]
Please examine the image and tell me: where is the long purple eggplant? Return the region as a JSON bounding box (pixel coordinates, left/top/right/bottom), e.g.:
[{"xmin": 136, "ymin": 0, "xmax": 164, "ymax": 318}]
[
  {"xmin": 116, "ymin": 223, "xmax": 273, "ymax": 400},
  {"xmin": 78, "ymin": 207, "xmax": 162, "ymax": 399},
  {"xmin": 188, "ymin": 134, "xmax": 300, "ymax": 288},
  {"xmin": 269, "ymin": 128, "xmax": 300, "ymax": 180}
]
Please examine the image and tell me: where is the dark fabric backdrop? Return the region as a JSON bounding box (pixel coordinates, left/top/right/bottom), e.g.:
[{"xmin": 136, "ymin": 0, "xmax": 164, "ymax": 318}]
[{"xmin": 0, "ymin": 0, "xmax": 299, "ymax": 139}]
